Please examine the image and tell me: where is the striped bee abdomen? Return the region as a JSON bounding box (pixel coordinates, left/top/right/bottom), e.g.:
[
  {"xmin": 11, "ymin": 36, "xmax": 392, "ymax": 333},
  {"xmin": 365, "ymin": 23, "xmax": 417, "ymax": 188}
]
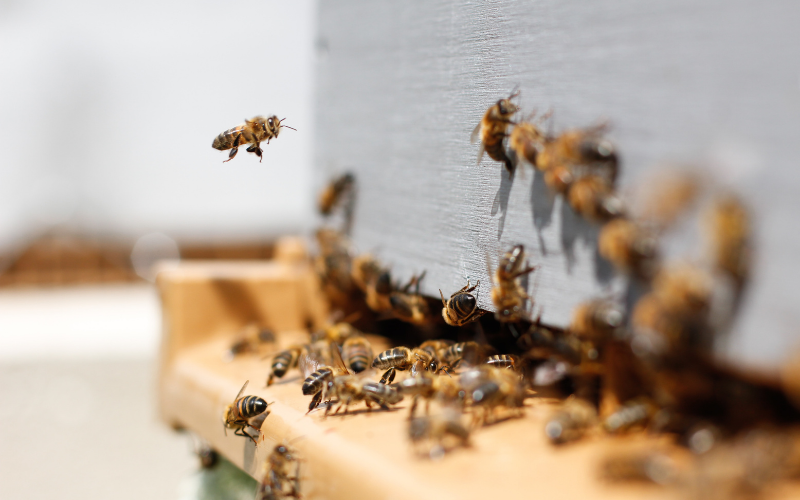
[
  {"xmin": 371, "ymin": 347, "xmax": 411, "ymax": 370},
  {"xmin": 302, "ymin": 367, "xmax": 333, "ymax": 395},
  {"xmin": 212, "ymin": 126, "xmax": 245, "ymax": 150},
  {"xmin": 485, "ymin": 354, "xmax": 518, "ymax": 370},
  {"xmin": 363, "ymin": 381, "xmax": 403, "ymax": 405},
  {"xmin": 452, "ymin": 293, "xmax": 477, "ymax": 319},
  {"xmin": 236, "ymin": 395, "xmax": 269, "ymax": 418},
  {"xmin": 271, "ymin": 350, "xmax": 298, "ymax": 378}
]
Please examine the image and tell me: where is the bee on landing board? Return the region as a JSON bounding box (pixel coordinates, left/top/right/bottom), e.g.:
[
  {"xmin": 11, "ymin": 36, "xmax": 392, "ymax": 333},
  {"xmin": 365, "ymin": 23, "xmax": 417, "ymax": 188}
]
[
  {"xmin": 439, "ymin": 280, "xmax": 488, "ymax": 327},
  {"xmin": 490, "ymin": 244, "xmax": 539, "ymax": 323},
  {"xmin": 212, "ymin": 115, "xmax": 296, "ymax": 163},
  {"xmin": 371, "ymin": 346, "xmax": 442, "ymax": 384},
  {"xmin": 342, "ymin": 335, "xmax": 374, "ymax": 374},
  {"xmin": 223, "ymin": 380, "xmax": 270, "ymax": 445},
  {"xmin": 267, "ymin": 345, "xmax": 305, "ymax": 387},
  {"xmin": 471, "ymin": 90, "xmax": 520, "ymax": 174}
]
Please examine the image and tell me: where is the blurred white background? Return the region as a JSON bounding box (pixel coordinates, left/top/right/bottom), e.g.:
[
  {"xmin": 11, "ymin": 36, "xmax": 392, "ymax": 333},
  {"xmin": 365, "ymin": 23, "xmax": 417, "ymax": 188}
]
[{"xmin": 0, "ymin": 1, "xmax": 317, "ymax": 498}]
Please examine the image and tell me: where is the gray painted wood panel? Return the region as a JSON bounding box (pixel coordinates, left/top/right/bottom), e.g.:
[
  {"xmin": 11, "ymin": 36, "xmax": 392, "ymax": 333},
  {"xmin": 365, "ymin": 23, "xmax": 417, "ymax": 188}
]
[{"xmin": 314, "ymin": 1, "xmax": 800, "ymax": 369}]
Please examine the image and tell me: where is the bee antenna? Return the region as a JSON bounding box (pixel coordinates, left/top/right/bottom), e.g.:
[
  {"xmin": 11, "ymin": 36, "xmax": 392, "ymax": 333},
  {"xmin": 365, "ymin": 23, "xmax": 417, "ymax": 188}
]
[{"xmin": 283, "ymin": 125, "xmax": 298, "ymax": 131}]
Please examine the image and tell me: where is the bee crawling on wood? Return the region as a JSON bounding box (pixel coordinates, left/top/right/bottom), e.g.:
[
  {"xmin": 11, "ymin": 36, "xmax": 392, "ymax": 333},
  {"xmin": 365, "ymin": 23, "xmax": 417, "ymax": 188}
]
[
  {"xmin": 440, "ymin": 280, "xmax": 488, "ymax": 327},
  {"xmin": 372, "ymin": 344, "xmax": 444, "ymax": 385},
  {"xmin": 399, "ymin": 370, "xmax": 463, "ymax": 418},
  {"xmin": 490, "ymin": 244, "xmax": 539, "ymax": 323},
  {"xmin": 459, "ymin": 366, "xmax": 526, "ymax": 427},
  {"xmin": 342, "ymin": 335, "xmax": 374, "ymax": 374},
  {"xmin": 267, "ymin": 345, "xmax": 306, "ymax": 387},
  {"xmin": 598, "ymin": 218, "xmax": 660, "ymax": 278},
  {"xmin": 471, "ymin": 89, "xmax": 520, "ymax": 174},
  {"xmin": 409, "ymin": 408, "xmax": 471, "ymax": 459},
  {"xmin": 536, "ymin": 123, "xmax": 618, "ymax": 183},
  {"xmin": 212, "ymin": 115, "xmax": 295, "ymax": 163},
  {"xmin": 225, "ymin": 323, "xmax": 274, "ymax": 362},
  {"xmin": 223, "ymin": 380, "xmax": 270, "ymax": 445},
  {"xmin": 256, "ymin": 443, "xmax": 301, "ymax": 500},
  {"xmin": 544, "ymin": 396, "xmax": 598, "ymax": 445}
]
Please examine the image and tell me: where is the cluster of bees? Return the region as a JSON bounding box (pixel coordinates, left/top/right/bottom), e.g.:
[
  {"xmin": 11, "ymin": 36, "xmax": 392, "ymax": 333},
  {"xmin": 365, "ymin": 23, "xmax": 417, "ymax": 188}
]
[{"xmin": 213, "ymin": 93, "xmax": 800, "ymax": 498}]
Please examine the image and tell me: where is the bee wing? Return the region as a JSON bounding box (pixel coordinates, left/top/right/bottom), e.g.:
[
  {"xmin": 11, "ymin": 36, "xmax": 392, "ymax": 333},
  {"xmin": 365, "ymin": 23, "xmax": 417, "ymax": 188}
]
[
  {"xmin": 470, "ymin": 122, "xmax": 482, "ymax": 144},
  {"xmin": 329, "ymin": 341, "xmax": 350, "ymax": 375},
  {"xmin": 234, "ymin": 380, "xmax": 249, "ymax": 402},
  {"xmin": 476, "ymin": 143, "xmax": 486, "ymax": 165},
  {"xmin": 299, "ymin": 348, "xmax": 324, "ymax": 378}
]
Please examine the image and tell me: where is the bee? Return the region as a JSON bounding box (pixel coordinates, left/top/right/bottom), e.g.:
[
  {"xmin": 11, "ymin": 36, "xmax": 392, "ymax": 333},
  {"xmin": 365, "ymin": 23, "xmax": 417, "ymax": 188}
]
[
  {"xmin": 301, "ymin": 342, "xmax": 345, "ymax": 413},
  {"xmin": 570, "ymin": 299, "xmax": 625, "ymax": 342},
  {"xmin": 409, "ymin": 409, "xmax": 471, "ymax": 458},
  {"xmin": 350, "ymin": 254, "xmax": 385, "ymax": 293},
  {"xmin": 212, "ymin": 115, "xmax": 295, "ymax": 163},
  {"xmin": 223, "ymin": 380, "xmax": 270, "ymax": 445},
  {"xmin": 342, "ymin": 335, "xmax": 373, "ymax": 373},
  {"xmin": 508, "ymin": 113, "xmax": 549, "ymax": 169},
  {"xmin": 390, "ymin": 272, "xmax": 434, "ymax": 325},
  {"xmin": 225, "ymin": 324, "xmax": 274, "ymax": 362},
  {"xmin": 703, "ymin": 193, "xmax": 751, "ymax": 288},
  {"xmin": 314, "ymin": 229, "xmax": 355, "ymax": 297},
  {"xmin": 471, "ymin": 90, "xmax": 520, "ymax": 173},
  {"xmin": 256, "ymin": 443, "xmax": 301, "ymax": 500},
  {"xmin": 566, "ymin": 175, "xmax": 625, "ymax": 222},
  {"xmin": 460, "ymin": 366, "xmax": 526, "ymax": 426},
  {"xmin": 325, "ymin": 348, "xmax": 404, "ymax": 416},
  {"xmin": 543, "ymin": 163, "xmax": 575, "ymax": 194},
  {"xmin": 267, "ymin": 345, "xmax": 305, "ymax": 386},
  {"xmin": 440, "ymin": 341, "xmax": 484, "ymax": 369},
  {"xmin": 598, "ymin": 218, "xmax": 660, "ymax": 278},
  {"xmin": 351, "ymin": 255, "xmax": 394, "ymax": 314},
  {"xmin": 536, "ymin": 124, "xmax": 618, "ymax": 182},
  {"xmin": 318, "ymin": 172, "xmax": 355, "ymax": 216},
  {"xmin": 485, "ymin": 354, "xmax": 520, "ymax": 371},
  {"xmin": 371, "ymin": 346, "xmax": 440, "ymax": 384},
  {"xmin": 490, "ymin": 244, "xmax": 539, "ymax": 322},
  {"xmin": 439, "ymin": 280, "xmax": 487, "ymax": 327},
  {"xmin": 313, "ymin": 321, "xmax": 360, "ymax": 346},
  {"xmin": 399, "ymin": 371, "xmax": 463, "ymax": 417},
  {"xmin": 600, "ymin": 451, "xmax": 678, "ymax": 485},
  {"xmin": 603, "ymin": 397, "xmax": 658, "ymax": 434},
  {"xmin": 544, "ymin": 396, "xmax": 598, "ymax": 445}
]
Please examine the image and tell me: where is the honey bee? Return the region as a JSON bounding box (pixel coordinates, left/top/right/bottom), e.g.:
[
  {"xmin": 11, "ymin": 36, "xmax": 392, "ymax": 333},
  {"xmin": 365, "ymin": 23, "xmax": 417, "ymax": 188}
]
[
  {"xmin": 301, "ymin": 342, "xmax": 344, "ymax": 413},
  {"xmin": 225, "ymin": 324, "xmax": 274, "ymax": 362},
  {"xmin": 566, "ymin": 175, "xmax": 625, "ymax": 222},
  {"xmin": 351, "ymin": 255, "xmax": 394, "ymax": 313},
  {"xmin": 390, "ymin": 272, "xmax": 434, "ymax": 325},
  {"xmin": 313, "ymin": 321, "xmax": 360, "ymax": 346},
  {"xmin": 439, "ymin": 280, "xmax": 488, "ymax": 327},
  {"xmin": 544, "ymin": 396, "xmax": 598, "ymax": 445},
  {"xmin": 440, "ymin": 341, "xmax": 484, "ymax": 369},
  {"xmin": 223, "ymin": 380, "xmax": 270, "ymax": 445},
  {"xmin": 267, "ymin": 345, "xmax": 305, "ymax": 386},
  {"xmin": 491, "ymin": 244, "xmax": 539, "ymax": 322},
  {"xmin": 570, "ymin": 299, "xmax": 625, "ymax": 342},
  {"xmin": 256, "ymin": 443, "xmax": 301, "ymax": 500},
  {"xmin": 342, "ymin": 335, "xmax": 373, "ymax": 373},
  {"xmin": 371, "ymin": 346, "xmax": 440, "ymax": 384},
  {"xmin": 508, "ymin": 112, "xmax": 549, "ymax": 169},
  {"xmin": 324, "ymin": 345, "xmax": 404, "ymax": 416},
  {"xmin": 212, "ymin": 115, "xmax": 295, "ymax": 163},
  {"xmin": 471, "ymin": 90, "xmax": 520, "ymax": 173},
  {"xmin": 460, "ymin": 366, "xmax": 526, "ymax": 426},
  {"xmin": 542, "ymin": 163, "xmax": 575, "ymax": 194},
  {"xmin": 703, "ymin": 193, "xmax": 751, "ymax": 288},
  {"xmin": 598, "ymin": 218, "xmax": 660, "ymax": 278},
  {"xmin": 485, "ymin": 354, "xmax": 520, "ymax": 371},
  {"xmin": 314, "ymin": 229, "xmax": 355, "ymax": 297},
  {"xmin": 318, "ymin": 173, "xmax": 355, "ymax": 216},
  {"xmin": 399, "ymin": 371, "xmax": 463, "ymax": 417},
  {"xmin": 603, "ymin": 397, "xmax": 657, "ymax": 434},
  {"xmin": 536, "ymin": 124, "xmax": 618, "ymax": 182},
  {"xmin": 409, "ymin": 408, "xmax": 471, "ymax": 458}
]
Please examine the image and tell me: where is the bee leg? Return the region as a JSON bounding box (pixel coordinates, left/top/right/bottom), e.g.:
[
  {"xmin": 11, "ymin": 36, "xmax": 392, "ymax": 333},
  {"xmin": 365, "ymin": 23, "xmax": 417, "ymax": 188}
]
[
  {"xmin": 246, "ymin": 143, "xmax": 264, "ymax": 162},
  {"xmin": 223, "ymin": 134, "xmax": 242, "ymax": 163},
  {"xmin": 408, "ymin": 396, "xmax": 418, "ymax": 420},
  {"xmin": 365, "ymin": 400, "xmax": 373, "ymax": 411},
  {"xmin": 307, "ymin": 391, "xmax": 322, "ymax": 414},
  {"xmin": 379, "ymin": 368, "xmax": 395, "ymax": 385}
]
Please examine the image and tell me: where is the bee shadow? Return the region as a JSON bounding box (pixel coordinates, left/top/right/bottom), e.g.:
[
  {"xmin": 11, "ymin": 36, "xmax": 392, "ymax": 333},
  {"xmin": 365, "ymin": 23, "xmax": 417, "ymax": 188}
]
[
  {"xmin": 323, "ymin": 404, "xmax": 405, "ymax": 418},
  {"xmin": 559, "ymin": 200, "xmax": 598, "ymax": 275},
  {"xmin": 530, "ymin": 169, "xmax": 555, "ymax": 256},
  {"xmin": 491, "ymin": 167, "xmax": 516, "ymax": 240}
]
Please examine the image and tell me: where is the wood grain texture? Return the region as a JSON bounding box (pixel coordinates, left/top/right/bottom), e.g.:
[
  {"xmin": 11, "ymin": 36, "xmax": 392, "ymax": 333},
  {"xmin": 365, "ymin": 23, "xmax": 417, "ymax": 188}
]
[{"xmin": 314, "ymin": 1, "xmax": 800, "ymax": 368}]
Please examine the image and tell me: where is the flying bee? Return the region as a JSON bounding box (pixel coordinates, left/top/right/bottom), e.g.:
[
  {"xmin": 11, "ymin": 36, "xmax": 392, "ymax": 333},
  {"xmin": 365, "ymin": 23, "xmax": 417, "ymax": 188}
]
[
  {"xmin": 570, "ymin": 299, "xmax": 625, "ymax": 342},
  {"xmin": 342, "ymin": 335, "xmax": 373, "ymax": 373},
  {"xmin": 543, "ymin": 162, "xmax": 574, "ymax": 194},
  {"xmin": 212, "ymin": 115, "xmax": 296, "ymax": 163},
  {"xmin": 490, "ymin": 244, "xmax": 539, "ymax": 323},
  {"xmin": 318, "ymin": 172, "xmax": 355, "ymax": 216},
  {"xmin": 390, "ymin": 272, "xmax": 434, "ymax": 325},
  {"xmin": 267, "ymin": 345, "xmax": 305, "ymax": 386},
  {"xmin": 409, "ymin": 408, "xmax": 471, "ymax": 458},
  {"xmin": 439, "ymin": 280, "xmax": 488, "ymax": 327},
  {"xmin": 536, "ymin": 124, "xmax": 618, "ymax": 182},
  {"xmin": 371, "ymin": 346, "xmax": 441, "ymax": 384},
  {"xmin": 485, "ymin": 354, "xmax": 520, "ymax": 371},
  {"xmin": 508, "ymin": 112, "xmax": 549, "ymax": 169},
  {"xmin": 399, "ymin": 371, "xmax": 463, "ymax": 417},
  {"xmin": 567, "ymin": 175, "xmax": 625, "ymax": 222},
  {"xmin": 460, "ymin": 366, "xmax": 526, "ymax": 426},
  {"xmin": 257, "ymin": 443, "xmax": 301, "ymax": 500},
  {"xmin": 544, "ymin": 396, "xmax": 598, "ymax": 445},
  {"xmin": 598, "ymin": 218, "xmax": 660, "ymax": 278},
  {"xmin": 471, "ymin": 89, "xmax": 520, "ymax": 173},
  {"xmin": 223, "ymin": 380, "xmax": 270, "ymax": 445}
]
